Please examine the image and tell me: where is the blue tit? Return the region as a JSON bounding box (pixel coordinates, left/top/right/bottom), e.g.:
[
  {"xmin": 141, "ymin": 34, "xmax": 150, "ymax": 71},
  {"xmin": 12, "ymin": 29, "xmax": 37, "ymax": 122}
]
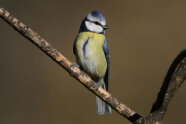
[{"xmin": 73, "ymin": 10, "xmax": 111, "ymax": 115}]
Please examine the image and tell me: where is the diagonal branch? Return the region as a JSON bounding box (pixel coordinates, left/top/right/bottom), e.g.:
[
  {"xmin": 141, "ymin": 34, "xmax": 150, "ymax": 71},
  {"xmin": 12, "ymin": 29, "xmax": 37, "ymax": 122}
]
[
  {"xmin": 0, "ymin": 5, "xmax": 185, "ymax": 124},
  {"xmin": 0, "ymin": 5, "xmax": 141, "ymax": 123}
]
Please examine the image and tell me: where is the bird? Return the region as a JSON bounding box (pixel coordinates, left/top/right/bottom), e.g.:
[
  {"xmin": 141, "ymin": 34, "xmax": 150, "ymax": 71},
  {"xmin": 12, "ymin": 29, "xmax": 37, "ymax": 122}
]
[{"xmin": 73, "ymin": 10, "xmax": 111, "ymax": 115}]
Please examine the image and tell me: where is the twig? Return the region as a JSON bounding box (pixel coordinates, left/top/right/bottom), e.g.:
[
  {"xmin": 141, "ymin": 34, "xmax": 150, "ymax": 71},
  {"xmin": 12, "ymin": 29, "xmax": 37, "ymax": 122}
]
[{"xmin": 0, "ymin": 5, "xmax": 185, "ymax": 124}]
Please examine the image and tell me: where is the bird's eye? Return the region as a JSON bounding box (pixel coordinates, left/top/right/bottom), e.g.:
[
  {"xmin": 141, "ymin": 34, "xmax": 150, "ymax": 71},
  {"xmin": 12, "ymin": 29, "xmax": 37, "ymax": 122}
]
[{"xmin": 94, "ymin": 21, "xmax": 100, "ymax": 25}]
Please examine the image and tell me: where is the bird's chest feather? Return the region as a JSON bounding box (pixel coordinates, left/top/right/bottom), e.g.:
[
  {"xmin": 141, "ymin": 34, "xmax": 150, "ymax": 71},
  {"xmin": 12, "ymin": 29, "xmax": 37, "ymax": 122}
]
[{"xmin": 76, "ymin": 32, "xmax": 107, "ymax": 79}]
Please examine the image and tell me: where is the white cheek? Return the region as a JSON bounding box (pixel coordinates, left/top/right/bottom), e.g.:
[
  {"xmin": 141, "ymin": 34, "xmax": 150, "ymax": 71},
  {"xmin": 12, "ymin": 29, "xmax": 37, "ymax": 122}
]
[{"xmin": 85, "ymin": 21, "xmax": 103, "ymax": 33}]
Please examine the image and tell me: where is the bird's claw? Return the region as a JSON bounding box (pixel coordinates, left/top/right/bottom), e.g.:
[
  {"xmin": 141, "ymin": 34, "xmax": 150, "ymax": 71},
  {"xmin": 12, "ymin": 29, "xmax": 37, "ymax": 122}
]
[
  {"xmin": 93, "ymin": 82, "xmax": 101, "ymax": 90},
  {"xmin": 71, "ymin": 63, "xmax": 80, "ymax": 68}
]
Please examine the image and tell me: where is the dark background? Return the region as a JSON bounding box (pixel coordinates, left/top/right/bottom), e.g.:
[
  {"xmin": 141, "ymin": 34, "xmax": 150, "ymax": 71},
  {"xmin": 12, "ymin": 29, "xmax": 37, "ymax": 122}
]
[{"xmin": 0, "ymin": 0, "xmax": 186, "ymax": 124}]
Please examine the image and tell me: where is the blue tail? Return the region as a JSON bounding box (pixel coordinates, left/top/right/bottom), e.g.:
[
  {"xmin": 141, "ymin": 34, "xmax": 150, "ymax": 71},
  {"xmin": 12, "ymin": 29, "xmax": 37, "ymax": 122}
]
[{"xmin": 96, "ymin": 81, "xmax": 112, "ymax": 115}]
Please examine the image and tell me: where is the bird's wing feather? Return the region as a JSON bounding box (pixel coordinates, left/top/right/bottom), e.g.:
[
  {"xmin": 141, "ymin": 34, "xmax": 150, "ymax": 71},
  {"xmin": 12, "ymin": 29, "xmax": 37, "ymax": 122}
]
[
  {"xmin": 103, "ymin": 39, "xmax": 110, "ymax": 91},
  {"xmin": 73, "ymin": 37, "xmax": 77, "ymax": 55}
]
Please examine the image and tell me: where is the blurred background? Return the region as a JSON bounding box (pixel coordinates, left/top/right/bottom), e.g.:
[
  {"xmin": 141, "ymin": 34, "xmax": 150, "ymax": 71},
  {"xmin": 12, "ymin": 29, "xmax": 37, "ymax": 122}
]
[{"xmin": 0, "ymin": 0, "xmax": 186, "ymax": 124}]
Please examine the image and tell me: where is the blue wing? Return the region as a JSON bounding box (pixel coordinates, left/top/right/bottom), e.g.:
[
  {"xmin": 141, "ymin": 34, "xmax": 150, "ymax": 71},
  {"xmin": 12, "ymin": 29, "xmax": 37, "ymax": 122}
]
[{"xmin": 103, "ymin": 39, "xmax": 110, "ymax": 91}]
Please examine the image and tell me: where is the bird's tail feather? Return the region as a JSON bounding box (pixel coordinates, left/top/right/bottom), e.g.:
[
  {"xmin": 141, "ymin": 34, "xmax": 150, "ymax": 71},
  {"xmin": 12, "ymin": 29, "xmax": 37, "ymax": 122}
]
[{"xmin": 96, "ymin": 81, "xmax": 112, "ymax": 115}]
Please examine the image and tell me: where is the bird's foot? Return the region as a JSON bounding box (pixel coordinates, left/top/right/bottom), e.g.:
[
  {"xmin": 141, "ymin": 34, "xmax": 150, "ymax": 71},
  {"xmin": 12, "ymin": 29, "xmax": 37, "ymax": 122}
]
[
  {"xmin": 70, "ymin": 63, "xmax": 80, "ymax": 68},
  {"xmin": 94, "ymin": 82, "xmax": 102, "ymax": 90}
]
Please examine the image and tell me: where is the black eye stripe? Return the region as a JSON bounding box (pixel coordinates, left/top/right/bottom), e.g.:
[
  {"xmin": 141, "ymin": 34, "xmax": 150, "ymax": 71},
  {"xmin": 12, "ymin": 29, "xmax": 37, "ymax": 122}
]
[
  {"xmin": 94, "ymin": 21, "xmax": 101, "ymax": 25},
  {"xmin": 86, "ymin": 19, "xmax": 103, "ymax": 27}
]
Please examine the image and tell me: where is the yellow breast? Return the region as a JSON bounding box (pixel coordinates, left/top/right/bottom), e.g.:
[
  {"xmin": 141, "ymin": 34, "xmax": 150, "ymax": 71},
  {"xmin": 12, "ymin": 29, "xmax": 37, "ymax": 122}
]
[{"xmin": 75, "ymin": 32, "xmax": 107, "ymax": 81}]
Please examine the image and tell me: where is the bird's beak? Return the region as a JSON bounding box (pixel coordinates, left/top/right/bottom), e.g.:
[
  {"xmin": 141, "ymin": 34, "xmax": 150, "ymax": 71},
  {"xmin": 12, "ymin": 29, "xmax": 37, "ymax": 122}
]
[{"xmin": 103, "ymin": 25, "xmax": 109, "ymax": 30}]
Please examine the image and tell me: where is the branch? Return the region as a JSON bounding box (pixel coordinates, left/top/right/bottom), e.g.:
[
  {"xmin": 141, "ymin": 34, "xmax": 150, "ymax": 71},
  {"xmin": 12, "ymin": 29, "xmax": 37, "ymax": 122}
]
[
  {"xmin": 135, "ymin": 50, "xmax": 186, "ymax": 124},
  {"xmin": 151, "ymin": 50, "xmax": 186, "ymax": 113},
  {"xmin": 0, "ymin": 5, "xmax": 185, "ymax": 124},
  {"xmin": 0, "ymin": 5, "xmax": 141, "ymax": 123}
]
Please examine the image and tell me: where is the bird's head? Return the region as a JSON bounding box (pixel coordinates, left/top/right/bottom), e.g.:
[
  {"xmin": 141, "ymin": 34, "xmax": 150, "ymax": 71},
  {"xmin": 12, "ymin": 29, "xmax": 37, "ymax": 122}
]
[{"xmin": 79, "ymin": 11, "xmax": 108, "ymax": 34}]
